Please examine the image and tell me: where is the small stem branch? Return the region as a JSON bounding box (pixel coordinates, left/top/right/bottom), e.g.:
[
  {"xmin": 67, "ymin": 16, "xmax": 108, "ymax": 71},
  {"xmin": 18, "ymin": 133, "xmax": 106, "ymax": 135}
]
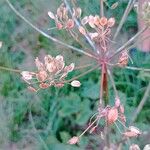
[
  {"xmin": 113, "ymin": 0, "xmax": 137, "ymax": 40},
  {"xmin": 124, "ymin": 66, "xmax": 150, "ymax": 72},
  {"xmin": 74, "ymin": 63, "xmax": 95, "ymax": 70},
  {"xmin": 107, "ymin": 69, "xmax": 118, "ymax": 97},
  {"xmin": 66, "ymin": 64, "xmax": 99, "ymax": 82},
  {"xmin": 79, "ymin": 118, "xmax": 98, "ymax": 138},
  {"xmin": 6, "ymin": 0, "xmax": 97, "ymax": 59},
  {"xmin": 109, "ymin": 27, "xmax": 148, "ymax": 60},
  {"xmin": 0, "ymin": 66, "xmax": 21, "ymax": 73},
  {"xmin": 100, "ymin": 0, "xmax": 104, "ymax": 17},
  {"xmin": 130, "ymin": 82, "xmax": 150, "ymax": 124}
]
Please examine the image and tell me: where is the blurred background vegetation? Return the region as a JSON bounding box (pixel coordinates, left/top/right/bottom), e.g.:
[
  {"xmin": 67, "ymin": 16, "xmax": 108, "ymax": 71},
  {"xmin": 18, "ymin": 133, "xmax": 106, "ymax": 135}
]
[{"xmin": 0, "ymin": 0, "xmax": 150, "ymax": 149}]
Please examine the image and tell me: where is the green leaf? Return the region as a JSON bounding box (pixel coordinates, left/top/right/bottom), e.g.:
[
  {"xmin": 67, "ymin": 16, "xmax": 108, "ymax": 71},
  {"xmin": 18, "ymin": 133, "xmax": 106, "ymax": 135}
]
[
  {"xmin": 59, "ymin": 93, "xmax": 81, "ymax": 117},
  {"xmin": 81, "ymin": 80, "xmax": 99, "ymax": 99},
  {"xmin": 75, "ymin": 99, "xmax": 92, "ymax": 126}
]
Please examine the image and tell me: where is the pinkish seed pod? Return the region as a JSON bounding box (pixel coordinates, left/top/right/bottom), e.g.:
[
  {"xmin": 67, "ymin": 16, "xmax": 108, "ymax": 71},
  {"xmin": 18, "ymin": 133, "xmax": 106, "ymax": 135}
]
[
  {"xmin": 21, "ymin": 71, "xmax": 33, "ymax": 80},
  {"xmin": 78, "ymin": 26, "xmax": 86, "ymax": 35},
  {"xmin": 68, "ymin": 136, "xmax": 79, "ymax": 145},
  {"xmin": 48, "ymin": 11, "xmax": 55, "ymax": 19},
  {"xmin": 27, "ymin": 86, "xmax": 37, "ymax": 92},
  {"xmin": 90, "ymin": 126, "xmax": 96, "ymax": 133},
  {"xmin": 129, "ymin": 126, "xmax": 141, "ymax": 135},
  {"xmin": 54, "ymin": 83, "xmax": 64, "ymax": 88},
  {"xmin": 81, "ymin": 16, "xmax": 89, "ymax": 25},
  {"xmin": 115, "ymin": 97, "xmax": 121, "ymax": 108},
  {"xmin": 119, "ymin": 104, "xmax": 124, "ymax": 114},
  {"xmin": 107, "ymin": 18, "xmax": 115, "ymax": 27},
  {"xmin": 56, "ymin": 21, "xmax": 63, "ymax": 30},
  {"xmin": 107, "ymin": 107, "xmax": 118, "ymax": 125},
  {"xmin": 39, "ymin": 83, "xmax": 50, "ymax": 89},
  {"xmin": 99, "ymin": 17, "xmax": 108, "ymax": 26},
  {"xmin": 118, "ymin": 51, "xmax": 129, "ymax": 67},
  {"xmin": 64, "ymin": 63, "xmax": 75, "ymax": 73},
  {"xmin": 71, "ymin": 80, "xmax": 81, "ymax": 87},
  {"xmin": 36, "ymin": 71, "xmax": 47, "ymax": 82},
  {"xmin": 123, "ymin": 131, "xmax": 139, "ymax": 138},
  {"xmin": 66, "ymin": 19, "xmax": 74, "ymax": 29},
  {"xmin": 119, "ymin": 114, "xmax": 126, "ymax": 124},
  {"xmin": 129, "ymin": 144, "xmax": 140, "ymax": 150}
]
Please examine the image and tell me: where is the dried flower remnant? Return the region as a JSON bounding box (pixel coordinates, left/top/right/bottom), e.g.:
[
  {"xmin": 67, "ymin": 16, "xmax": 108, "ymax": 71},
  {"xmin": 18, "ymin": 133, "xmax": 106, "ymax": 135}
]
[
  {"xmin": 79, "ymin": 15, "xmax": 116, "ymax": 53},
  {"xmin": 21, "ymin": 55, "xmax": 78, "ymax": 91},
  {"xmin": 48, "ymin": 3, "xmax": 81, "ymax": 30}
]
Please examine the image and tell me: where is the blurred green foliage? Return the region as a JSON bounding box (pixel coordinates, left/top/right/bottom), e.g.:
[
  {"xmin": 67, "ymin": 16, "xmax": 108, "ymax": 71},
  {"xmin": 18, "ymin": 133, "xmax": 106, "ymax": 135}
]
[{"xmin": 0, "ymin": 0, "xmax": 150, "ymax": 149}]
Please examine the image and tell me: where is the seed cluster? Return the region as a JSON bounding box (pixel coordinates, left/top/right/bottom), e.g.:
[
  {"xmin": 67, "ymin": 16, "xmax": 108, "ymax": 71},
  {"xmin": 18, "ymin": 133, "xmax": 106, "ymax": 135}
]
[{"xmin": 21, "ymin": 55, "xmax": 80, "ymax": 92}]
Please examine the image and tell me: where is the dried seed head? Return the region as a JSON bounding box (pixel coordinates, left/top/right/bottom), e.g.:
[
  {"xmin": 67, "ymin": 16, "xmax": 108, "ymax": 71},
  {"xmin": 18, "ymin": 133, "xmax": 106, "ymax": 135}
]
[
  {"xmin": 129, "ymin": 144, "xmax": 140, "ymax": 150},
  {"xmin": 99, "ymin": 17, "xmax": 108, "ymax": 26},
  {"xmin": 107, "ymin": 18, "xmax": 115, "ymax": 27},
  {"xmin": 68, "ymin": 136, "xmax": 79, "ymax": 145},
  {"xmin": 107, "ymin": 107, "xmax": 118, "ymax": 125},
  {"xmin": 48, "ymin": 11, "xmax": 55, "ymax": 19},
  {"xmin": 71, "ymin": 80, "xmax": 81, "ymax": 87},
  {"xmin": 45, "ymin": 55, "xmax": 64, "ymax": 74},
  {"xmin": 78, "ymin": 26, "xmax": 86, "ymax": 35}
]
